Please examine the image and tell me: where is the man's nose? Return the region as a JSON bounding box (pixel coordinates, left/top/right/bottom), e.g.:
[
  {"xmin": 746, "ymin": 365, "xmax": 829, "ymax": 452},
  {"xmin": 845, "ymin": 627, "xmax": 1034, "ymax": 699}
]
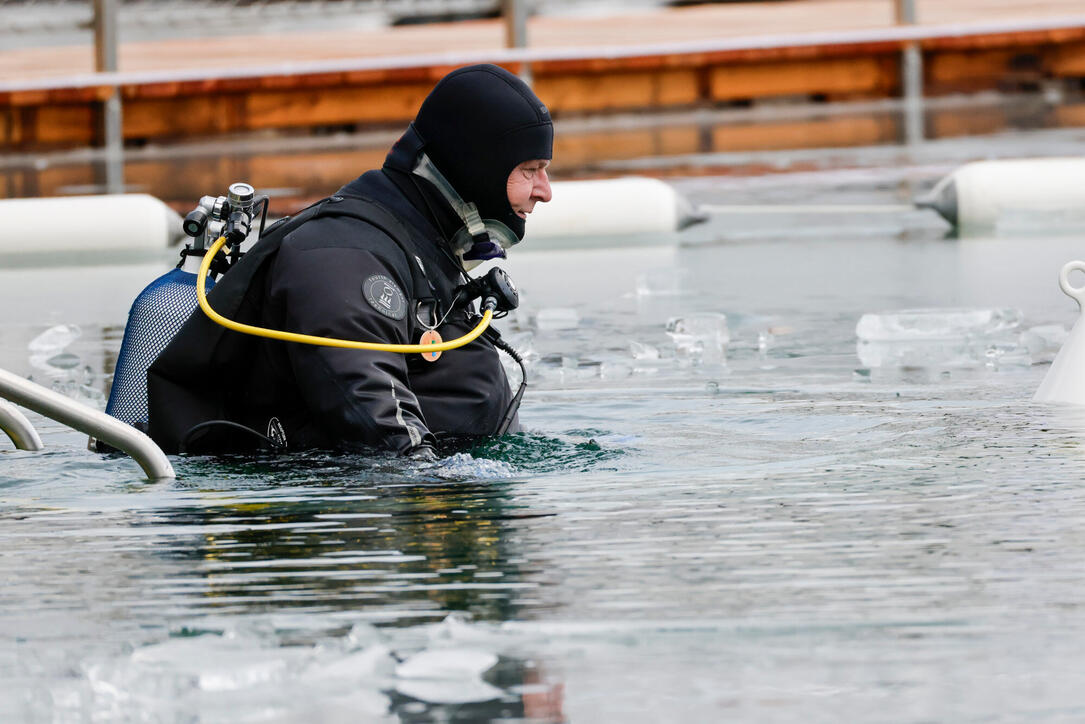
[{"xmin": 534, "ymin": 168, "xmax": 553, "ymax": 203}]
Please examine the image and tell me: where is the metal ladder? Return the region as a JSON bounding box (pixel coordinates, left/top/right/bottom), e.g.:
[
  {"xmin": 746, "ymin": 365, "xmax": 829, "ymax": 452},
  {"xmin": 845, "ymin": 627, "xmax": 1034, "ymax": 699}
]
[{"xmin": 0, "ymin": 367, "xmax": 174, "ymax": 481}]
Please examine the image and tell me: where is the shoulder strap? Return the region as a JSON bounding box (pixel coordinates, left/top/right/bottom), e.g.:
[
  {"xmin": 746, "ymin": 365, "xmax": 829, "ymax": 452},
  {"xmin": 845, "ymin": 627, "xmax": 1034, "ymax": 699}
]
[{"xmin": 313, "ymin": 194, "xmax": 436, "ymax": 304}]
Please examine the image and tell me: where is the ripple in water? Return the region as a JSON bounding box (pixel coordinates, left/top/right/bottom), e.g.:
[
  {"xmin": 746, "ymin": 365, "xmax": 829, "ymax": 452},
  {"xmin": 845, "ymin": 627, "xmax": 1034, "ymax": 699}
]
[{"xmin": 454, "ymin": 430, "xmax": 627, "ymax": 474}]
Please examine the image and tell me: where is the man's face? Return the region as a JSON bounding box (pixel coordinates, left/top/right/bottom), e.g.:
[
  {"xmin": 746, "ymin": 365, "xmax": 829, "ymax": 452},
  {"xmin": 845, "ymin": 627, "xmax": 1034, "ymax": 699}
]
[{"xmin": 506, "ymin": 159, "xmax": 553, "ymax": 220}]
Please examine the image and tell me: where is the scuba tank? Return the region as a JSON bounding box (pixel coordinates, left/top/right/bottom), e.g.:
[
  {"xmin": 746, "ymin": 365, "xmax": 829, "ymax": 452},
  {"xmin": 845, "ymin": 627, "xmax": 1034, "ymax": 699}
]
[{"xmin": 102, "ymin": 183, "xmax": 267, "ymax": 433}]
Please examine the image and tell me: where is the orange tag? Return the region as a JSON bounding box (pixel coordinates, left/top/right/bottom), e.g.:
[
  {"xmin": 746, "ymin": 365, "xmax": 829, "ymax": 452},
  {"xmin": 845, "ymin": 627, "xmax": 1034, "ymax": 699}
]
[{"xmin": 420, "ymin": 328, "xmax": 443, "ymax": 362}]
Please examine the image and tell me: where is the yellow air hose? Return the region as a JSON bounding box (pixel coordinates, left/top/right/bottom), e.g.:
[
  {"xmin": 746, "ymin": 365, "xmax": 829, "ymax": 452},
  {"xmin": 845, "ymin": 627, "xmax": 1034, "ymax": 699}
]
[{"xmin": 196, "ymin": 235, "xmax": 492, "ymax": 353}]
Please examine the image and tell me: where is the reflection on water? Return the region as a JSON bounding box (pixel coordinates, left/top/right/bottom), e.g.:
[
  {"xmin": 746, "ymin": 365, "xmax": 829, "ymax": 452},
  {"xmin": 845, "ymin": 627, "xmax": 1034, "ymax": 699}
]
[
  {"xmin": 10, "ymin": 159, "xmax": 1085, "ymax": 718},
  {"xmin": 0, "ymin": 455, "xmax": 572, "ymax": 721}
]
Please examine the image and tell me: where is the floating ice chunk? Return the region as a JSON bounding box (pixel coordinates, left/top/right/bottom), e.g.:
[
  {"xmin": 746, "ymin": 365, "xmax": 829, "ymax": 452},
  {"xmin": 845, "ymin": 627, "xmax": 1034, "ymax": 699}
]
[
  {"xmin": 395, "ymin": 646, "xmax": 503, "ymax": 702},
  {"xmin": 345, "ymin": 622, "xmax": 384, "ymax": 649},
  {"xmin": 536, "ymin": 307, "xmax": 579, "ymax": 330},
  {"xmin": 396, "ymin": 677, "xmax": 504, "ymax": 705},
  {"xmin": 984, "ymin": 343, "xmax": 1033, "ymax": 370},
  {"xmin": 858, "ymin": 340, "xmax": 980, "ymax": 369},
  {"xmin": 29, "ymin": 351, "xmax": 80, "ymax": 377},
  {"xmin": 635, "ymin": 268, "xmax": 688, "ymax": 298},
  {"xmin": 301, "ymin": 645, "xmax": 395, "ymax": 682},
  {"xmin": 28, "ymin": 324, "xmax": 81, "ymax": 353},
  {"xmin": 279, "ymin": 688, "xmax": 391, "ymax": 720},
  {"xmin": 433, "ymin": 610, "xmax": 476, "ymax": 641},
  {"xmin": 396, "ymin": 648, "xmax": 497, "ymax": 681},
  {"xmin": 856, "ymin": 307, "xmax": 1022, "ymax": 341},
  {"xmin": 666, "ymin": 313, "xmax": 729, "ymax": 362},
  {"xmin": 629, "ymin": 341, "xmax": 660, "ymax": 360},
  {"xmin": 45, "ymin": 352, "xmax": 80, "ymax": 370},
  {"xmin": 757, "ymin": 325, "xmax": 794, "ymax": 356},
  {"xmin": 600, "ymin": 361, "xmax": 632, "ymax": 379},
  {"xmin": 1019, "ymin": 324, "xmax": 1069, "ymax": 365},
  {"xmin": 758, "ymin": 330, "xmax": 772, "ymax": 355},
  {"xmin": 856, "ymin": 307, "xmax": 1026, "ymax": 369},
  {"xmin": 129, "ymin": 636, "xmax": 292, "ymax": 692}
]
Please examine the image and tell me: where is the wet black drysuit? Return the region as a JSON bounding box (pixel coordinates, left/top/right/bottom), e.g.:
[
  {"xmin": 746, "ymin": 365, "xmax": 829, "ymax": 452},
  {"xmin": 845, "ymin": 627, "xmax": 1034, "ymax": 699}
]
[{"xmin": 146, "ymin": 64, "xmax": 553, "ymax": 456}]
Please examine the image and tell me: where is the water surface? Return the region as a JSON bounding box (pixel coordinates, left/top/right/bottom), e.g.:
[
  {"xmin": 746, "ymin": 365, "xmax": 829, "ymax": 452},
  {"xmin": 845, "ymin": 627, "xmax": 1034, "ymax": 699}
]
[{"xmin": 4, "ymin": 168, "xmax": 1085, "ymax": 721}]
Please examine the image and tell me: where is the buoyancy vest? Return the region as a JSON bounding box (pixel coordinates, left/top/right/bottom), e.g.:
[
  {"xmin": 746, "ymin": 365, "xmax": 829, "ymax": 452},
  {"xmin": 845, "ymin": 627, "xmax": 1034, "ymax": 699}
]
[{"xmin": 146, "ymin": 194, "xmax": 437, "ymax": 454}]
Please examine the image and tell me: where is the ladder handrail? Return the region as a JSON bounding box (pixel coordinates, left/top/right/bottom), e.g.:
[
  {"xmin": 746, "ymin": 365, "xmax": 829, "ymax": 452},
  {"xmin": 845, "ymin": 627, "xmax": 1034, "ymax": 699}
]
[
  {"xmin": 0, "ymin": 398, "xmax": 43, "ymax": 451},
  {"xmin": 0, "ymin": 367, "xmax": 174, "ymax": 480}
]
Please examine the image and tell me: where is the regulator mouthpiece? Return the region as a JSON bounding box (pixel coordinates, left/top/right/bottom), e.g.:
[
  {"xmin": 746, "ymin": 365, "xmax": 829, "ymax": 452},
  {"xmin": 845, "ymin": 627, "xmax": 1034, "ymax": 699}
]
[{"xmin": 458, "ymin": 267, "xmax": 519, "ymax": 313}]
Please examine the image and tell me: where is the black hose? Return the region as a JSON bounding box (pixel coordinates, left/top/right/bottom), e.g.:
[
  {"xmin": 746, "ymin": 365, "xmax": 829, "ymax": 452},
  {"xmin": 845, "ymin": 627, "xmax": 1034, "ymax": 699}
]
[{"xmin": 488, "ymin": 331, "xmax": 527, "ymax": 437}]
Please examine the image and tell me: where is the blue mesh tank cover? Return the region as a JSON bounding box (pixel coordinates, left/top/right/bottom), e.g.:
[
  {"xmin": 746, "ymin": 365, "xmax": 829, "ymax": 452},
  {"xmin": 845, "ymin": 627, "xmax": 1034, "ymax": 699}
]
[{"xmin": 105, "ymin": 268, "xmax": 214, "ymax": 428}]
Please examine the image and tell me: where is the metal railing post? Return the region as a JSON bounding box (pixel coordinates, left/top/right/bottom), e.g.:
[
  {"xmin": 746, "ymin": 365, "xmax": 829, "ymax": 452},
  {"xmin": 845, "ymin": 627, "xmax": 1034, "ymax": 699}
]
[
  {"xmin": 0, "ymin": 399, "xmax": 43, "ymax": 451},
  {"xmin": 503, "ymin": 0, "xmax": 531, "ymax": 86},
  {"xmin": 0, "ymin": 368, "xmax": 174, "ymax": 481},
  {"xmin": 94, "ymin": 0, "xmax": 125, "ymax": 194},
  {"xmin": 895, "ymin": 0, "xmax": 924, "ymax": 145}
]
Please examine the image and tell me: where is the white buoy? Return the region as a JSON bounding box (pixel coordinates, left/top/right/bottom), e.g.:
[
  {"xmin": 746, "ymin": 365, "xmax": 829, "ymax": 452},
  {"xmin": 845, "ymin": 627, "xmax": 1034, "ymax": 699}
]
[
  {"xmin": 917, "ymin": 157, "xmax": 1085, "ymax": 235},
  {"xmin": 523, "ymin": 177, "xmax": 704, "ymax": 244},
  {"xmin": 0, "ymin": 194, "xmax": 184, "ymax": 255},
  {"xmin": 1034, "ymin": 260, "xmax": 1085, "ymax": 405}
]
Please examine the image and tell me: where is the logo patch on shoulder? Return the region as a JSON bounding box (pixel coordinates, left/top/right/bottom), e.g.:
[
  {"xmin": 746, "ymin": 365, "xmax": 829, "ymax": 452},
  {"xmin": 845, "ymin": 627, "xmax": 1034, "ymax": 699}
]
[{"xmin": 363, "ymin": 274, "xmax": 407, "ymax": 320}]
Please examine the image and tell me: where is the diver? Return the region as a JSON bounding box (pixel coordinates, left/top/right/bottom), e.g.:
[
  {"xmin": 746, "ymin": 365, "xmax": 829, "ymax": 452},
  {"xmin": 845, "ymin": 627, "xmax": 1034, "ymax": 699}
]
[{"xmin": 145, "ymin": 64, "xmax": 553, "ymax": 459}]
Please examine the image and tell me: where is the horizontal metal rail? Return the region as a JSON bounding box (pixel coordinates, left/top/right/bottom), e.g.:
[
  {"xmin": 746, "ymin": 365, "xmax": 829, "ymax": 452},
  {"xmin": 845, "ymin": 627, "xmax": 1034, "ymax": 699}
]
[
  {"xmin": 0, "ymin": 0, "xmax": 505, "ymax": 35},
  {"xmin": 2, "ymin": 13, "xmax": 1085, "ymax": 93},
  {"xmin": 0, "ymin": 367, "xmax": 174, "ymax": 480},
  {"xmin": 0, "ymin": 398, "xmax": 43, "ymax": 451}
]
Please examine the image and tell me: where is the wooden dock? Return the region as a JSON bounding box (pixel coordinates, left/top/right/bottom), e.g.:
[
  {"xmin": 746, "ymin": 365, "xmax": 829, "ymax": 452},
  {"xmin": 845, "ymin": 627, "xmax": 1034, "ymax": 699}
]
[{"xmin": 1, "ymin": 1, "xmax": 1084, "ymax": 157}]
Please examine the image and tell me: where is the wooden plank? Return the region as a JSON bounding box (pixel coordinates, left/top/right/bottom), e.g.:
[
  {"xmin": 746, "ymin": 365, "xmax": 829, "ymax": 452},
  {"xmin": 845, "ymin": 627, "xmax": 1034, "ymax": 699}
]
[
  {"xmin": 122, "ymin": 96, "xmax": 244, "ymax": 140},
  {"xmin": 537, "ymin": 69, "xmax": 701, "ymax": 113},
  {"xmin": 0, "ymin": 169, "xmax": 24, "ymax": 198},
  {"xmin": 246, "ymin": 149, "xmax": 387, "ymax": 192},
  {"xmin": 712, "ymin": 115, "xmax": 898, "ymax": 152},
  {"xmin": 926, "ymin": 47, "xmax": 1045, "ymax": 92},
  {"xmin": 927, "ymin": 106, "xmax": 1016, "ymax": 138},
  {"xmin": 2, "ymin": 86, "xmax": 110, "ymax": 106},
  {"xmin": 33, "ymin": 105, "xmax": 96, "ymax": 146},
  {"xmin": 245, "ymin": 83, "xmax": 432, "ymax": 129},
  {"xmin": 1049, "ymin": 41, "xmax": 1085, "ymax": 75},
  {"xmin": 709, "ymin": 56, "xmax": 895, "ymax": 101},
  {"xmin": 123, "ymin": 149, "xmax": 391, "ymax": 213},
  {"xmin": 1053, "ymin": 102, "xmax": 1085, "ymax": 126},
  {"xmin": 921, "ymin": 26, "xmax": 1085, "ymax": 51},
  {"xmin": 553, "ymin": 126, "xmax": 702, "ymax": 168},
  {"xmin": 34, "ymin": 165, "xmax": 97, "ymax": 196},
  {"xmin": 10, "ymin": 107, "xmax": 32, "ymax": 148},
  {"xmin": 126, "ymin": 157, "xmax": 241, "ymax": 206}
]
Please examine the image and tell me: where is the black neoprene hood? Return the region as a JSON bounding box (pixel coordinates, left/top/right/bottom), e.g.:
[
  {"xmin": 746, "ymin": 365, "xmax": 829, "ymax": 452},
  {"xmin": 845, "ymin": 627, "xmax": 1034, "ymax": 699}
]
[{"xmin": 408, "ymin": 64, "xmax": 553, "ymax": 241}]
